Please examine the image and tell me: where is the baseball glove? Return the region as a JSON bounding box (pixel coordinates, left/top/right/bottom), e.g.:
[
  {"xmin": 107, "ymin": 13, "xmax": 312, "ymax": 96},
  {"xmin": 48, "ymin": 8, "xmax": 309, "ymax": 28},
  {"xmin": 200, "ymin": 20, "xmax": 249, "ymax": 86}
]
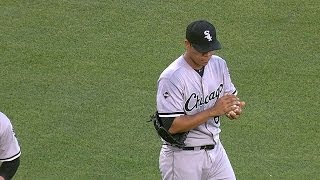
[{"xmin": 150, "ymin": 111, "xmax": 188, "ymax": 148}]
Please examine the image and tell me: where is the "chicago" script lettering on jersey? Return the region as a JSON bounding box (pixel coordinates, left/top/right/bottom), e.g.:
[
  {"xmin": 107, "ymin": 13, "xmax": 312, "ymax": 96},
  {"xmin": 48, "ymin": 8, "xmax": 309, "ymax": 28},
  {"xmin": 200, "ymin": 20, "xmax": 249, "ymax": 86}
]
[{"xmin": 185, "ymin": 84, "xmax": 223, "ymax": 111}]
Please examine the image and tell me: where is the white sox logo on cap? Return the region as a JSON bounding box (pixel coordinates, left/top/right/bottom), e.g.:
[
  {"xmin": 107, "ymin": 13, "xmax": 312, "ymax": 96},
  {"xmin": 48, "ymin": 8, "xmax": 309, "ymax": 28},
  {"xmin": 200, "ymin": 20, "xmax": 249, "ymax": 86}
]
[
  {"xmin": 186, "ymin": 20, "xmax": 221, "ymax": 52},
  {"xmin": 204, "ymin": 30, "xmax": 212, "ymax": 41}
]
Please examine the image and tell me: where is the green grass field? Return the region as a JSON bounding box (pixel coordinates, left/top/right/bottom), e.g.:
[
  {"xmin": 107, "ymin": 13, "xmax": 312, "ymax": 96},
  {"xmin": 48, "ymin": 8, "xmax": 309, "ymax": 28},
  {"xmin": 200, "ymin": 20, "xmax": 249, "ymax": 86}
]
[{"xmin": 1, "ymin": 0, "xmax": 319, "ymax": 179}]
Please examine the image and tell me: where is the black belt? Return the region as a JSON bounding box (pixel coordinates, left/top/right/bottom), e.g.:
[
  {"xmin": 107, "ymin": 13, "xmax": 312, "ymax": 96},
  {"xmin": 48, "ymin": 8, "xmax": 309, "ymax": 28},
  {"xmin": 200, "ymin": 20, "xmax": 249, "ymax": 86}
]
[{"xmin": 181, "ymin": 144, "xmax": 215, "ymax": 151}]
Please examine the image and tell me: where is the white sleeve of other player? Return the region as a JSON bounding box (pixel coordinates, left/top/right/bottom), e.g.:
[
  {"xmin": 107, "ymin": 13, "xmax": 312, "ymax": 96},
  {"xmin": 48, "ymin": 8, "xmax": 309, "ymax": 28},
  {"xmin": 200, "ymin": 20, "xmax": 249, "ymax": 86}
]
[
  {"xmin": 0, "ymin": 113, "xmax": 21, "ymax": 162},
  {"xmin": 156, "ymin": 78, "xmax": 185, "ymax": 116},
  {"xmin": 223, "ymin": 61, "xmax": 237, "ymax": 96}
]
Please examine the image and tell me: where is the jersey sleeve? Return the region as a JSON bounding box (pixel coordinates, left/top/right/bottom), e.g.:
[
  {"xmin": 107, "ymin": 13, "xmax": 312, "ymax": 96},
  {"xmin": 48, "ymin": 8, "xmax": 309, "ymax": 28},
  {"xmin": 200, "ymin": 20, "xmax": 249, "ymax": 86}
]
[
  {"xmin": 0, "ymin": 114, "xmax": 21, "ymax": 162},
  {"xmin": 222, "ymin": 61, "xmax": 237, "ymax": 96},
  {"xmin": 156, "ymin": 78, "xmax": 185, "ymax": 117}
]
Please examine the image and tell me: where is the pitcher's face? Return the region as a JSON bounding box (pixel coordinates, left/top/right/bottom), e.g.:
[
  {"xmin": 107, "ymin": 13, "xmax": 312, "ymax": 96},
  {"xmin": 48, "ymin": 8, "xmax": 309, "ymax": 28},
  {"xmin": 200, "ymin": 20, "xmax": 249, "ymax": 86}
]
[{"xmin": 185, "ymin": 40, "xmax": 214, "ymax": 69}]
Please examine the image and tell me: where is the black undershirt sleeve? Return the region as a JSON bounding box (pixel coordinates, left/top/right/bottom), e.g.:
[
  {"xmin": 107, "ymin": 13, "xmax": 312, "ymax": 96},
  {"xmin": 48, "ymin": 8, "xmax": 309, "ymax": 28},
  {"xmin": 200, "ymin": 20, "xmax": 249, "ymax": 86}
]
[
  {"xmin": 159, "ymin": 117, "xmax": 175, "ymax": 131},
  {"xmin": 0, "ymin": 157, "xmax": 20, "ymax": 180}
]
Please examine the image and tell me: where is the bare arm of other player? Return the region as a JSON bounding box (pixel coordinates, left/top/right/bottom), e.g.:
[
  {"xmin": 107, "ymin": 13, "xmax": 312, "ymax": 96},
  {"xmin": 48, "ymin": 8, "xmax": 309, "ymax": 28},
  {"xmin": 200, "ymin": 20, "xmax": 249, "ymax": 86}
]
[{"xmin": 169, "ymin": 94, "xmax": 245, "ymax": 134}]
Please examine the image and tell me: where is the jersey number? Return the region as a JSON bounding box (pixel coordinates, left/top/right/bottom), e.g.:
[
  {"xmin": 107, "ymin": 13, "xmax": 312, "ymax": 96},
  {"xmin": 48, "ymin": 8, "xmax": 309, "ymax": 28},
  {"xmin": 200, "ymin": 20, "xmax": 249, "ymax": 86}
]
[{"xmin": 214, "ymin": 116, "xmax": 220, "ymax": 124}]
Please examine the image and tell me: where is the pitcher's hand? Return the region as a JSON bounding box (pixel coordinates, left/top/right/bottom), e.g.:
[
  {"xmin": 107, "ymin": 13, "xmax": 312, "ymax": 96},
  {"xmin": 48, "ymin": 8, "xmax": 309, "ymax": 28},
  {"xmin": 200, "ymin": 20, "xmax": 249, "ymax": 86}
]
[
  {"xmin": 208, "ymin": 94, "xmax": 240, "ymax": 117},
  {"xmin": 226, "ymin": 101, "xmax": 246, "ymax": 120}
]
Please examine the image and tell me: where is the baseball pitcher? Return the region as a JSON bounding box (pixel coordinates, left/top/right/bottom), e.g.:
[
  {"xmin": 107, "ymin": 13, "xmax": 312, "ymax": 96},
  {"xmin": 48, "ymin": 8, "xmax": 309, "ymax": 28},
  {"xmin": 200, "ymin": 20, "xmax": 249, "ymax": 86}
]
[{"xmin": 151, "ymin": 20, "xmax": 245, "ymax": 180}]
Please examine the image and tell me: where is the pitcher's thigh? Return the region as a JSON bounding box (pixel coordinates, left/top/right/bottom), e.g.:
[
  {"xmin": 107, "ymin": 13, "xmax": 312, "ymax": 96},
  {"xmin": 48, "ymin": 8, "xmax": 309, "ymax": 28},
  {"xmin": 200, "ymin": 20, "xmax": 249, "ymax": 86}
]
[
  {"xmin": 160, "ymin": 148, "xmax": 205, "ymax": 180},
  {"xmin": 207, "ymin": 144, "xmax": 236, "ymax": 180}
]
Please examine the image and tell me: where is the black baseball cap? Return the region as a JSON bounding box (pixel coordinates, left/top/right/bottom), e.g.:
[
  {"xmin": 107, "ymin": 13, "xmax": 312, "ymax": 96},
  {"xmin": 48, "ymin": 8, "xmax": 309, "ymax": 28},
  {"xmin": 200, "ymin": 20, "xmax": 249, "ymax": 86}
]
[{"xmin": 186, "ymin": 20, "xmax": 221, "ymax": 52}]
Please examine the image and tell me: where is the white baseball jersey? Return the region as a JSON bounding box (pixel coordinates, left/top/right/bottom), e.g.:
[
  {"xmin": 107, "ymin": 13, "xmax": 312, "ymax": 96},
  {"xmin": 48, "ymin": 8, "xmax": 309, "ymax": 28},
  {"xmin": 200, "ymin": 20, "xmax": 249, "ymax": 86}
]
[
  {"xmin": 157, "ymin": 55, "xmax": 237, "ymax": 146},
  {"xmin": 0, "ymin": 112, "xmax": 21, "ymax": 162}
]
